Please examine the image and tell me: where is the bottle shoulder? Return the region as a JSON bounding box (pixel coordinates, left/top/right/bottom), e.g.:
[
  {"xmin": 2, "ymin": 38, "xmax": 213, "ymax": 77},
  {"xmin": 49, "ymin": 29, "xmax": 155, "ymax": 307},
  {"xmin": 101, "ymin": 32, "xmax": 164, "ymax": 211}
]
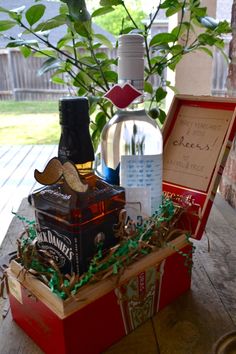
[
  {"xmin": 102, "ymin": 109, "xmax": 162, "ymax": 141},
  {"xmin": 109, "ymin": 109, "xmax": 157, "ymax": 126}
]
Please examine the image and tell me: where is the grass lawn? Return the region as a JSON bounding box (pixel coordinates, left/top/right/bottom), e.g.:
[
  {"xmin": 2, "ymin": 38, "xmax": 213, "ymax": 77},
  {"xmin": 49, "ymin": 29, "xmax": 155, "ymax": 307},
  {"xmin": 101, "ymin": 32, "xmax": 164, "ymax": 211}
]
[{"xmin": 0, "ymin": 101, "xmax": 60, "ymax": 144}]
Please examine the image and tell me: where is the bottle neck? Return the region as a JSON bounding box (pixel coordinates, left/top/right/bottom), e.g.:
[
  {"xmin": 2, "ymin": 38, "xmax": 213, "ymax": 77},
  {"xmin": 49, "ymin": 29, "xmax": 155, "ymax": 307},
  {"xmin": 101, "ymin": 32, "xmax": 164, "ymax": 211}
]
[{"xmin": 75, "ymin": 161, "xmax": 93, "ymax": 175}]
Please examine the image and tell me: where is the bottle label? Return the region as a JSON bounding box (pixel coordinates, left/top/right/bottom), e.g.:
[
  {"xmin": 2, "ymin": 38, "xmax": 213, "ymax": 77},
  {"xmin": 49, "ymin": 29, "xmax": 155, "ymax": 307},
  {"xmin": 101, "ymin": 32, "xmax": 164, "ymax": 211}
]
[
  {"xmin": 36, "ymin": 226, "xmax": 77, "ymax": 274},
  {"xmin": 120, "ymin": 154, "xmax": 162, "ymax": 221}
]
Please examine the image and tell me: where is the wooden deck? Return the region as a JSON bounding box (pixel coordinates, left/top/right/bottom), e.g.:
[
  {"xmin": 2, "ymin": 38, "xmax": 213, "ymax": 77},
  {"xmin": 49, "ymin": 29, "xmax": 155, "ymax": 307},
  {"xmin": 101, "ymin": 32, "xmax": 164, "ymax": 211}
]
[
  {"xmin": 0, "ymin": 145, "xmax": 57, "ymax": 245},
  {"xmin": 0, "ymin": 194, "xmax": 236, "ymax": 353}
]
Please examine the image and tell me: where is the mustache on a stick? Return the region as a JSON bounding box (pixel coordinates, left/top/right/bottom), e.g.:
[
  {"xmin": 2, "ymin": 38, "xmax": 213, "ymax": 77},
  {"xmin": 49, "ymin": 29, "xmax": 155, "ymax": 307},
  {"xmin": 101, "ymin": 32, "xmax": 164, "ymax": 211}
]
[{"xmin": 34, "ymin": 157, "xmax": 88, "ymax": 193}]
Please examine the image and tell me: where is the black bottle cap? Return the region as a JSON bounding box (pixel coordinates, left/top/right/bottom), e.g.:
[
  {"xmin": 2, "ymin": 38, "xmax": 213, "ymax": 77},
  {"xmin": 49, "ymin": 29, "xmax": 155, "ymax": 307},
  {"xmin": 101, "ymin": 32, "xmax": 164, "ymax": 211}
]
[
  {"xmin": 58, "ymin": 96, "xmax": 94, "ymax": 164},
  {"xmin": 59, "ymin": 97, "xmax": 90, "ymax": 126}
]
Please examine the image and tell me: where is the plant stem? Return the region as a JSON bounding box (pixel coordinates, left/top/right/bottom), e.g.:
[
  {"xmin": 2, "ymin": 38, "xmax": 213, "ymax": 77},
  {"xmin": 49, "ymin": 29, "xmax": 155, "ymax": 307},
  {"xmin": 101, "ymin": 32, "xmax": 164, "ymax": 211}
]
[
  {"xmin": 144, "ymin": 27, "xmax": 152, "ymax": 75},
  {"xmin": 88, "ymin": 38, "xmax": 110, "ymax": 91},
  {"xmin": 146, "ymin": 0, "xmax": 162, "ymax": 31},
  {"xmin": 71, "ymin": 30, "xmax": 78, "ymax": 66},
  {"xmin": 122, "ymin": 3, "xmax": 138, "ymax": 29},
  {"xmin": 18, "ymin": 21, "xmax": 108, "ymax": 92}
]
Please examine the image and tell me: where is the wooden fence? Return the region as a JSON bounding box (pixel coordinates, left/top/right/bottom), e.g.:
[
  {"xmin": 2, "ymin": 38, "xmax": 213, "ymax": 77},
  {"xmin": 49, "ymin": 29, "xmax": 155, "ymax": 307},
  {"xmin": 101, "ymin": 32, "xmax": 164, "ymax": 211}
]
[
  {"xmin": 0, "ymin": 40, "xmax": 230, "ymax": 101},
  {"xmin": 0, "ymin": 49, "xmax": 68, "ymax": 101}
]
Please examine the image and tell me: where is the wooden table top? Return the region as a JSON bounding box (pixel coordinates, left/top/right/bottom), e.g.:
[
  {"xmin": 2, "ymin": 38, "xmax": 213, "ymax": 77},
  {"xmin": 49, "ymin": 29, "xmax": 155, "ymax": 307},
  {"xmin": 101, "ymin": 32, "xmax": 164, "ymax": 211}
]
[{"xmin": 0, "ymin": 194, "xmax": 236, "ymax": 354}]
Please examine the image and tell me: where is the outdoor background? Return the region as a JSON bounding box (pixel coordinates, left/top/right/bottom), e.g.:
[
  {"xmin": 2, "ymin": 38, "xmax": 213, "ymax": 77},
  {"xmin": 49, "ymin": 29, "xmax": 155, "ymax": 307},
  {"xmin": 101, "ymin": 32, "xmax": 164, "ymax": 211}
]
[{"xmin": 0, "ymin": 0, "xmax": 233, "ymax": 146}]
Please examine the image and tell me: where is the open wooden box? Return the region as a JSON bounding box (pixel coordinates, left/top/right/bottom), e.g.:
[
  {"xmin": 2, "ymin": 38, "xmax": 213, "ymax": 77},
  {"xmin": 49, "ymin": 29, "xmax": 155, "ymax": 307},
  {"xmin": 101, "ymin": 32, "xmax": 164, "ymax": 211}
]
[{"xmin": 7, "ymin": 95, "xmax": 236, "ymax": 354}]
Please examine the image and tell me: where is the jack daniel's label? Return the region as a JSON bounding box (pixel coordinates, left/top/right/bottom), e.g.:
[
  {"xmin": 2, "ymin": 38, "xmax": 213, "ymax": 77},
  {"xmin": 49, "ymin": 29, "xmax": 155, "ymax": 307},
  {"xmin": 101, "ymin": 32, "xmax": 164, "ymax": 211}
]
[
  {"xmin": 36, "ymin": 226, "xmax": 78, "ymax": 275},
  {"xmin": 35, "ymin": 207, "xmax": 122, "ymax": 276}
]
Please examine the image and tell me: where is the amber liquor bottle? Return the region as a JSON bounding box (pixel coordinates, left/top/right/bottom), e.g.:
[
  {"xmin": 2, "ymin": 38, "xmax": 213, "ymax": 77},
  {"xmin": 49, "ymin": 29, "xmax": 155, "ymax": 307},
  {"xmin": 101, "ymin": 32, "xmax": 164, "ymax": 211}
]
[{"xmin": 32, "ymin": 97, "xmax": 125, "ymax": 275}]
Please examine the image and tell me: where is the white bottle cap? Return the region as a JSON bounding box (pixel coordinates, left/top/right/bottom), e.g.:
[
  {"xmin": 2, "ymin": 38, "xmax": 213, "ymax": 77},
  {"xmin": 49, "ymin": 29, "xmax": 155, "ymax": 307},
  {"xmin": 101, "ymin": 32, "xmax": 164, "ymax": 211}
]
[{"xmin": 118, "ymin": 34, "xmax": 144, "ymax": 91}]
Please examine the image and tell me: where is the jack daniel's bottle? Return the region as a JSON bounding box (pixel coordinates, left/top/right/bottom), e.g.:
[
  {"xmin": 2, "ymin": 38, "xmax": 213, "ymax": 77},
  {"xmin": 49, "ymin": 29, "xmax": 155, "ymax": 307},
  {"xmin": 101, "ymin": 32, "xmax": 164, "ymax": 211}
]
[
  {"xmin": 32, "ymin": 97, "xmax": 125, "ymax": 275},
  {"xmin": 100, "ymin": 34, "xmax": 163, "ymax": 223}
]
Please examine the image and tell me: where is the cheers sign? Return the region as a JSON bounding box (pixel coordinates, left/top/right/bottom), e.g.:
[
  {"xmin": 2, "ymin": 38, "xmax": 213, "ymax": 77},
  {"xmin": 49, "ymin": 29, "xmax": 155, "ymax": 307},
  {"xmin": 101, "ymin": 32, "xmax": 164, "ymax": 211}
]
[{"xmin": 163, "ymin": 105, "xmax": 232, "ymax": 191}]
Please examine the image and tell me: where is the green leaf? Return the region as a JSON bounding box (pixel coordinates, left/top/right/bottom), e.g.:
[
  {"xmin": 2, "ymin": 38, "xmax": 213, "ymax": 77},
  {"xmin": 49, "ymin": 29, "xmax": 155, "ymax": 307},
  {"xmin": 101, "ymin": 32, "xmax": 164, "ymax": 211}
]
[
  {"xmin": 103, "ymin": 70, "xmax": 118, "ymax": 83},
  {"xmin": 197, "ymin": 33, "xmax": 217, "ymax": 46},
  {"xmin": 0, "ymin": 6, "xmax": 10, "ymax": 14},
  {"xmin": 74, "ymin": 21, "xmax": 91, "ymax": 37},
  {"xmin": 100, "ymin": 0, "xmax": 123, "ymax": 6},
  {"xmin": 168, "ymin": 54, "xmax": 183, "ymax": 70},
  {"xmin": 95, "ymin": 111, "xmax": 106, "ymax": 131},
  {"xmin": 74, "ymin": 71, "xmax": 92, "ymax": 86},
  {"xmin": 95, "ymin": 52, "xmax": 108, "ymax": 60},
  {"xmin": 171, "ymin": 22, "xmax": 189, "ymax": 38},
  {"xmin": 33, "ymin": 49, "xmax": 57, "ymax": 58},
  {"xmin": 166, "ymin": 4, "xmax": 182, "ymax": 17},
  {"xmin": 74, "ymin": 40, "xmax": 87, "ymax": 48},
  {"xmin": 170, "ymin": 44, "xmax": 183, "ymax": 55},
  {"xmin": 155, "ymin": 87, "xmax": 167, "ymax": 103},
  {"xmin": 34, "ymin": 15, "xmax": 67, "ymax": 31},
  {"xmin": 77, "ymin": 87, "xmax": 87, "ymax": 96},
  {"xmin": 148, "ymin": 107, "xmax": 160, "ymax": 119},
  {"xmin": 150, "ymin": 33, "xmax": 176, "ymax": 47},
  {"xmin": 160, "ymin": 0, "xmax": 177, "ymax": 9},
  {"xmin": 0, "ymin": 20, "xmax": 16, "ymax": 31},
  {"xmin": 144, "ymin": 81, "xmax": 153, "ymax": 94},
  {"xmin": 94, "ymin": 33, "xmax": 113, "ymax": 49},
  {"xmin": 92, "ymin": 6, "xmax": 114, "ymax": 17},
  {"xmin": 150, "ymin": 56, "xmax": 164, "ymax": 66},
  {"xmin": 6, "ymin": 39, "xmax": 39, "ymax": 47},
  {"xmin": 51, "ymin": 76, "xmax": 66, "ymax": 85},
  {"xmin": 26, "ymin": 4, "xmax": 46, "ymax": 26},
  {"xmin": 38, "ymin": 58, "xmax": 61, "ymax": 76},
  {"xmin": 59, "ymin": 3, "xmax": 68, "ymax": 15},
  {"xmin": 198, "ymin": 46, "xmax": 213, "ymax": 57},
  {"xmin": 191, "ymin": 7, "xmax": 207, "ymax": 18},
  {"xmin": 8, "ymin": 6, "xmax": 25, "ymax": 20},
  {"xmin": 165, "ymin": 81, "xmax": 178, "ymax": 93},
  {"xmin": 158, "ymin": 109, "xmax": 166, "ymax": 125},
  {"xmin": 214, "ymin": 39, "xmax": 225, "ymax": 49},
  {"xmin": 120, "ymin": 26, "xmax": 136, "ymax": 34},
  {"xmin": 215, "ymin": 20, "xmax": 231, "ymax": 35},
  {"xmin": 19, "ymin": 46, "xmax": 31, "ymax": 58}
]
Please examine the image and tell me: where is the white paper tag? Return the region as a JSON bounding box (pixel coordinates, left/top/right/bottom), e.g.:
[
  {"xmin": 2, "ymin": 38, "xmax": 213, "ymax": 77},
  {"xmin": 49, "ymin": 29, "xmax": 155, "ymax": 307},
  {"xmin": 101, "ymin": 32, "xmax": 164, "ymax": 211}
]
[
  {"xmin": 120, "ymin": 154, "xmax": 162, "ymax": 215},
  {"xmin": 8, "ymin": 275, "xmax": 23, "ymax": 304},
  {"xmin": 125, "ymin": 187, "xmax": 151, "ymax": 225}
]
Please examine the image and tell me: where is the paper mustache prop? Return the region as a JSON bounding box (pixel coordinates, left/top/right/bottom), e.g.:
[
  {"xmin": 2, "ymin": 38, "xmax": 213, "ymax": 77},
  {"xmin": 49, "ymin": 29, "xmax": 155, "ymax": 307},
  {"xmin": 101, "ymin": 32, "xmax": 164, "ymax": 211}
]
[
  {"xmin": 34, "ymin": 157, "xmax": 88, "ymax": 193},
  {"xmin": 104, "ymin": 83, "xmax": 142, "ymax": 109}
]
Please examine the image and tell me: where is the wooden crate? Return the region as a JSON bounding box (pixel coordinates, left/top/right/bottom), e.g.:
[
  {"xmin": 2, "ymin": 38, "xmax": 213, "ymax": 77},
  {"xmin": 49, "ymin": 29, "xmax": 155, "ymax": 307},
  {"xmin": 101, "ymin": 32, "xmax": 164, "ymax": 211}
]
[{"xmin": 7, "ymin": 235, "xmax": 192, "ymax": 354}]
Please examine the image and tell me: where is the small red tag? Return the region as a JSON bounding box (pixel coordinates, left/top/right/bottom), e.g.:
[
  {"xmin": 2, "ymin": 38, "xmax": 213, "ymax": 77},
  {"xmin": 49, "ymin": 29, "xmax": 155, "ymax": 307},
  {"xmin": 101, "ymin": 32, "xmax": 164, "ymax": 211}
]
[{"xmin": 104, "ymin": 83, "xmax": 142, "ymax": 109}]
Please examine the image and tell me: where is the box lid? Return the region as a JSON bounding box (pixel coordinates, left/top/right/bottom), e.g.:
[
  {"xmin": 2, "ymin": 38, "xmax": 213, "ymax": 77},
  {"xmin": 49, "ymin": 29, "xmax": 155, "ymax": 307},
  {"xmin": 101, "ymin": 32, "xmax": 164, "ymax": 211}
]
[{"xmin": 162, "ymin": 95, "xmax": 236, "ymax": 240}]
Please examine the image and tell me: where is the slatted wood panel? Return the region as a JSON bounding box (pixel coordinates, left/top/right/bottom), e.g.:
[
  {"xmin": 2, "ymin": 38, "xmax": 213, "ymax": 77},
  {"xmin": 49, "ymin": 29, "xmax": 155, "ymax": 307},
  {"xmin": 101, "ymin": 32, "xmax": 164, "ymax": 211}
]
[
  {"xmin": 0, "ymin": 194, "xmax": 235, "ymax": 353},
  {"xmin": 0, "ymin": 145, "xmax": 57, "ymax": 244},
  {"xmin": 0, "ymin": 51, "xmax": 12, "ymax": 100}
]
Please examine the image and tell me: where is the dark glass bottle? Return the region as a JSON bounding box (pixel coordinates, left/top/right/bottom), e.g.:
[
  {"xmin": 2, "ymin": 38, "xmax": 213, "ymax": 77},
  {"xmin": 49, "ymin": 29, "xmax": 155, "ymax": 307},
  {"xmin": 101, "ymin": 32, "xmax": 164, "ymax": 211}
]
[
  {"xmin": 32, "ymin": 97, "xmax": 125, "ymax": 276},
  {"xmin": 58, "ymin": 97, "xmax": 94, "ymax": 167}
]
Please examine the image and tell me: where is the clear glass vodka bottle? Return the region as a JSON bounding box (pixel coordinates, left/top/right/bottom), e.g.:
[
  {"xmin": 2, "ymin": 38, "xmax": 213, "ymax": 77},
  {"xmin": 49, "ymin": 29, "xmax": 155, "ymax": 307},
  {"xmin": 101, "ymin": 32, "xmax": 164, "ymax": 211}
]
[{"xmin": 100, "ymin": 34, "xmax": 163, "ymax": 223}]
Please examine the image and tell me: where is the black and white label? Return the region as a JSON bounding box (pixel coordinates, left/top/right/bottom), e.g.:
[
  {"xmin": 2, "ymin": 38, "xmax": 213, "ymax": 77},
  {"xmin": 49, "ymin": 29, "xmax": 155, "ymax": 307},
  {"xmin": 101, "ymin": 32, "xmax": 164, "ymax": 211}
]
[{"xmin": 36, "ymin": 227, "xmax": 75, "ymax": 272}]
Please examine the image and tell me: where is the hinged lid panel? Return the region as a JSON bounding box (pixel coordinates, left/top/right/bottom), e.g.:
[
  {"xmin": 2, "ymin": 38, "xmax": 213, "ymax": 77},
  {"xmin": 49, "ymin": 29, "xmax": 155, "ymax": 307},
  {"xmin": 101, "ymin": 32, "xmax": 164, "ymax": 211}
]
[{"xmin": 163, "ymin": 95, "xmax": 236, "ymax": 239}]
